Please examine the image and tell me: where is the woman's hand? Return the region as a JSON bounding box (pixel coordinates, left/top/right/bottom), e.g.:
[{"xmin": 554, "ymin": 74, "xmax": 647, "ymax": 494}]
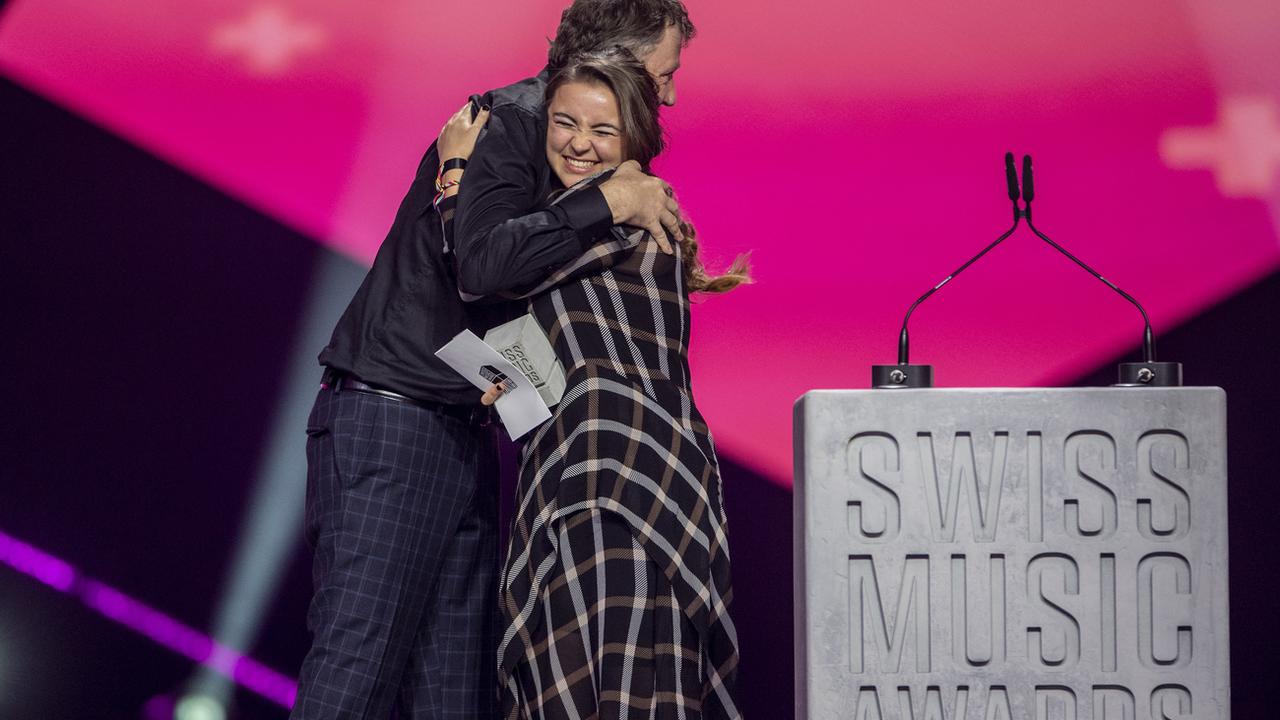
[
  {"xmin": 438, "ymin": 102, "xmax": 490, "ymax": 163},
  {"xmin": 481, "ymin": 381, "xmax": 506, "ymax": 406}
]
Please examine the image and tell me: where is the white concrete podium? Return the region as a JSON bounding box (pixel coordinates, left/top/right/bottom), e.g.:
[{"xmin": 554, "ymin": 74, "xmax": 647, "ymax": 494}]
[{"xmin": 794, "ymin": 388, "xmax": 1229, "ymax": 719}]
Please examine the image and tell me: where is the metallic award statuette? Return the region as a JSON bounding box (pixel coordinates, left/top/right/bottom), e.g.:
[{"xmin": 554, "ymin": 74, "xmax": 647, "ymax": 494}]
[{"xmin": 484, "ymin": 314, "xmax": 566, "ymax": 408}]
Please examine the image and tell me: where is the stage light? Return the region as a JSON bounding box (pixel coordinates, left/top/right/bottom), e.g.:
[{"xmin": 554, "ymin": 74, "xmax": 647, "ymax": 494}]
[
  {"xmin": 188, "ymin": 253, "xmax": 364, "ymax": 707},
  {"xmin": 0, "ymin": 529, "xmax": 75, "ymax": 592},
  {"xmin": 0, "ymin": 527, "xmax": 298, "ymax": 707},
  {"xmin": 174, "ymin": 694, "xmax": 225, "ymax": 720}
]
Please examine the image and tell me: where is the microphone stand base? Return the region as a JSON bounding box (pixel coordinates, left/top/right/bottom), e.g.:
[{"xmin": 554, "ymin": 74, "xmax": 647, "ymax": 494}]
[
  {"xmin": 1115, "ymin": 362, "xmax": 1183, "ymax": 387},
  {"xmin": 872, "ymin": 364, "xmax": 934, "ymax": 389}
]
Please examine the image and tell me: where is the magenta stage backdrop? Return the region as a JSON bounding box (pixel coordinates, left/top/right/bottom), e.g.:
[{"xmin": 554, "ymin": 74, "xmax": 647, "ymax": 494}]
[{"xmin": 3, "ymin": 0, "xmax": 1277, "ymax": 483}]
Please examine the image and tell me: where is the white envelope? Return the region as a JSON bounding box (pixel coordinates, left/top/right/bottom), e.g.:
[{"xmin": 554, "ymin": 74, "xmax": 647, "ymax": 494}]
[{"xmin": 435, "ymin": 330, "xmax": 552, "ymax": 440}]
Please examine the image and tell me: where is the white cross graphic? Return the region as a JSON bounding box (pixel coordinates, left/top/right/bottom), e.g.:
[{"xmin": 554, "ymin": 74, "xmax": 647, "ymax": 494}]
[
  {"xmin": 211, "ymin": 5, "xmax": 327, "ymax": 76},
  {"xmin": 1160, "ymin": 96, "xmax": 1280, "ymax": 199}
]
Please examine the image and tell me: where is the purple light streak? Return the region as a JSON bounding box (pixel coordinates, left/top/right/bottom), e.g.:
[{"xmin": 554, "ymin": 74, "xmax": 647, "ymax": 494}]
[
  {"xmin": 0, "ymin": 528, "xmax": 77, "ymax": 591},
  {"xmin": 0, "ymin": 527, "xmax": 298, "ymax": 708}
]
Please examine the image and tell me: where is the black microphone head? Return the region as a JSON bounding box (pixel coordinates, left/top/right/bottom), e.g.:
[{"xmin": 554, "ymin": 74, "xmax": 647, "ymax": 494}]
[
  {"xmin": 1021, "ymin": 154, "xmax": 1035, "ymax": 203},
  {"xmin": 1004, "ymin": 152, "xmax": 1020, "ymax": 202}
]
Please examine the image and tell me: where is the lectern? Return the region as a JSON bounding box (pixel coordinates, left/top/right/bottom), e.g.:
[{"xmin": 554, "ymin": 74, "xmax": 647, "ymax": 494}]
[{"xmin": 794, "ymin": 387, "xmax": 1228, "ymax": 719}]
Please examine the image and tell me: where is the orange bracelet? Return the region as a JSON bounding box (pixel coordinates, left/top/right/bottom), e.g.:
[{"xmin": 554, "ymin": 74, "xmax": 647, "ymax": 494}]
[{"xmin": 433, "ymin": 180, "xmax": 461, "ymax": 210}]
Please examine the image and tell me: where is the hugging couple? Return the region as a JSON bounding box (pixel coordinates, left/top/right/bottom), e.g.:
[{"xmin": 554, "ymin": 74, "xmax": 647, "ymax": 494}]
[{"xmin": 293, "ymin": 1, "xmax": 749, "ymax": 718}]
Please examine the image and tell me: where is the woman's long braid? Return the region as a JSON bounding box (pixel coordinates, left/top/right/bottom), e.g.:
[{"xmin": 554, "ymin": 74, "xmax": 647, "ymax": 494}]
[{"xmin": 678, "ymin": 220, "xmax": 751, "ymax": 294}]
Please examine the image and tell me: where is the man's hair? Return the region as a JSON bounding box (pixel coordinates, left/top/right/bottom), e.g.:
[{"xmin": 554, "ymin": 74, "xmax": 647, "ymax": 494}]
[{"xmin": 547, "ymin": 0, "xmax": 695, "ymax": 70}]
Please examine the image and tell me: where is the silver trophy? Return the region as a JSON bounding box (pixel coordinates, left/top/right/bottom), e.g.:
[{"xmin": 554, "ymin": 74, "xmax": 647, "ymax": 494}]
[{"xmin": 483, "ymin": 314, "xmax": 565, "ymax": 408}]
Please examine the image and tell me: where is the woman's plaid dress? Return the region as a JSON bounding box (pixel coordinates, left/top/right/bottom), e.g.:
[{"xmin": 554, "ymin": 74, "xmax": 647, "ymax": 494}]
[{"xmin": 492, "ymin": 185, "xmax": 741, "ymax": 719}]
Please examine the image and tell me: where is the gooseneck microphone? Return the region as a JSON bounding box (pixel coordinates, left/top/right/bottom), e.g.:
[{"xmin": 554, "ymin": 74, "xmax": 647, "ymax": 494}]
[
  {"xmin": 873, "ymin": 153, "xmax": 1182, "ymax": 388},
  {"xmin": 1017, "ymin": 154, "xmax": 1157, "ymax": 366},
  {"xmin": 877, "ymin": 155, "xmax": 1024, "ymax": 387},
  {"xmin": 1005, "ymin": 152, "xmax": 1021, "ymax": 213},
  {"xmin": 1021, "ymin": 153, "xmax": 1034, "ymax": 203}
]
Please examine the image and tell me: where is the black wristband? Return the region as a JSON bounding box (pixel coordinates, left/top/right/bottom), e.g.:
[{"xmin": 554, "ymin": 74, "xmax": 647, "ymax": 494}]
[{"xmin": 440, "ymin": 158, "xmax": 468, "ymax": 174}]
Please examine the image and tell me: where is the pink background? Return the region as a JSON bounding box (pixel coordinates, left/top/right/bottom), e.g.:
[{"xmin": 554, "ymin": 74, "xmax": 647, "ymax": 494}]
[{"xmin": 3, "ymin": 0, "xmax": 1277, "ymax": 483}]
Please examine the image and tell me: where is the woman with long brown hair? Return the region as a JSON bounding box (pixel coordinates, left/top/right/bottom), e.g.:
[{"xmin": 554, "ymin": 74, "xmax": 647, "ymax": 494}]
[{"xmin": 438, "ymin": 47, "xmax": 747, "ymax": 719}]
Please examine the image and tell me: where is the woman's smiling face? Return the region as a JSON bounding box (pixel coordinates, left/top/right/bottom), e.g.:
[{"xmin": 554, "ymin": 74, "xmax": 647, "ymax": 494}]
[{"xmin": 546, "ymin": 80, "xmax": 624, "ymax": 187}]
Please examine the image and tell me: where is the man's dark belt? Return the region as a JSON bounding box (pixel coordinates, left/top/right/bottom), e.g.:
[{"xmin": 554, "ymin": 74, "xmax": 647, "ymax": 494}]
[{"xmin": 320, "ymin": 368, "xmax": 490, "ymax": 425}]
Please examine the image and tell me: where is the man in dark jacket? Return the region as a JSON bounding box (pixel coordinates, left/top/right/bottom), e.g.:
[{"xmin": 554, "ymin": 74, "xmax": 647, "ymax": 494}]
[{"xmin": 291, "ymin": 2, "xmax": 695, "ymax": 717}]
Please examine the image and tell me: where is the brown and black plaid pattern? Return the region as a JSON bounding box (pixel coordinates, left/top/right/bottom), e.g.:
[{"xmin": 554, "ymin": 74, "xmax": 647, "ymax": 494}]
[
  {"xmin": 510, "ymin": 508, "xmax": 704, "ymax": 718},
  {"xmin": 494, "ymin": 177, "xmax": 741, "ymax": 720}
]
